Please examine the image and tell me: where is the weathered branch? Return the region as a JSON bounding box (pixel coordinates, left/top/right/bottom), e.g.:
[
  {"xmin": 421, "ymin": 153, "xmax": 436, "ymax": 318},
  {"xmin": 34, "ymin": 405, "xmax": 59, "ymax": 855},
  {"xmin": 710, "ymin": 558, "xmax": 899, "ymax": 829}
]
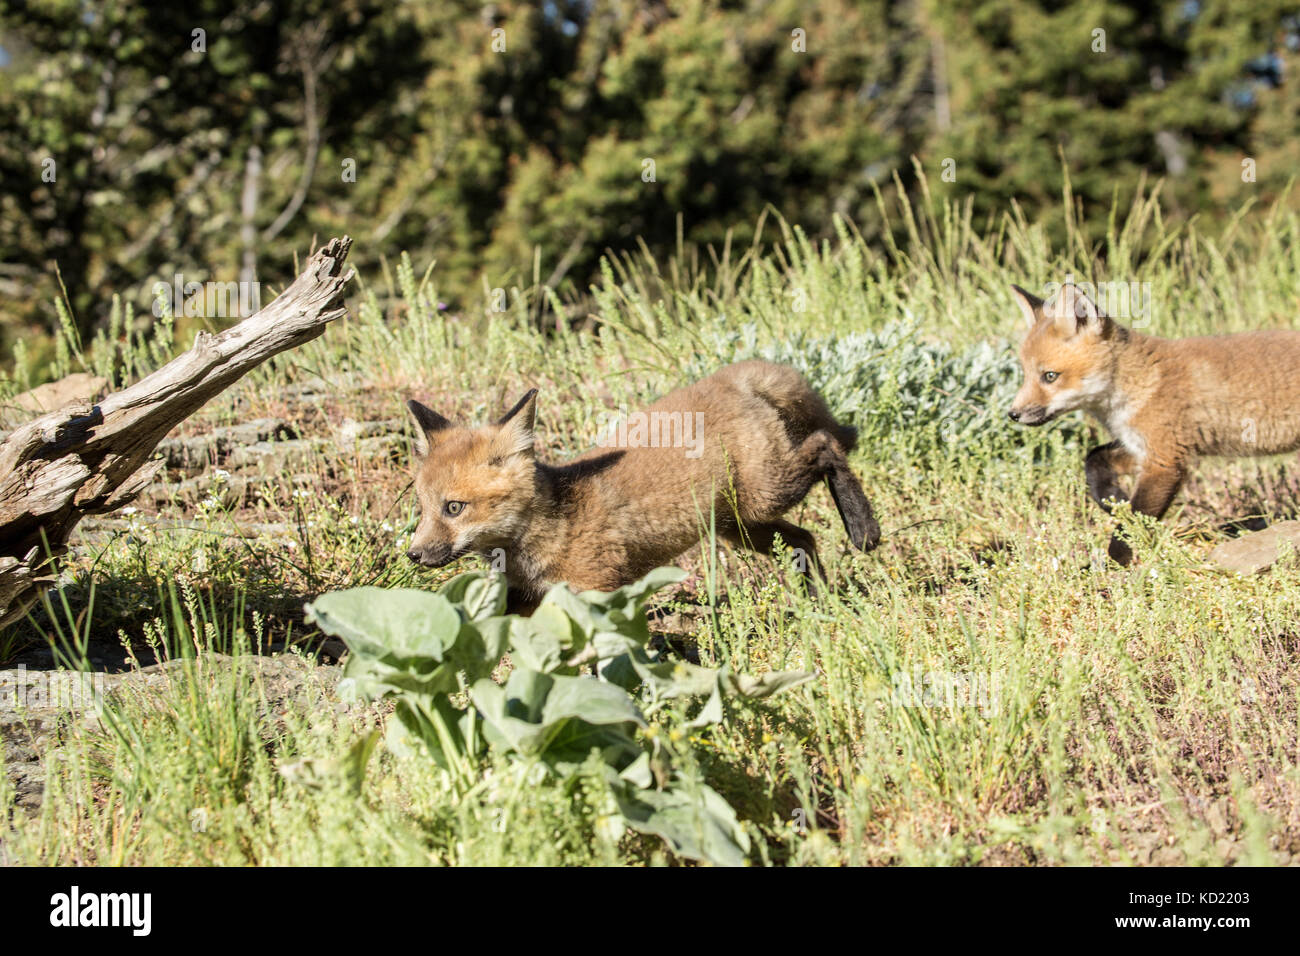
[{"xmin": 0, "ymin": 236, "xmax": 354, "ymax": 628}]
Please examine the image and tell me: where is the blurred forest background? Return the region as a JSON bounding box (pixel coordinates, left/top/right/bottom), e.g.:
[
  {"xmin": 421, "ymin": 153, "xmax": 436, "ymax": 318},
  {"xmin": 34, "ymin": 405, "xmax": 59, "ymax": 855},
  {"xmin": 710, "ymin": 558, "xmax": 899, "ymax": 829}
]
[{"xmin": 1, "ymin": 0, "xmax": 1298, "ymax": 361}]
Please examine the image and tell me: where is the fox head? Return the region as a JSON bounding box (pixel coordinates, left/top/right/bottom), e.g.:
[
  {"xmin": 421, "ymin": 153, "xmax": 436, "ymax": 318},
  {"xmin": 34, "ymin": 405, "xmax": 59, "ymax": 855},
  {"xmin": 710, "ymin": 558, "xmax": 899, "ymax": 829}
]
[
  {"xmin": 403, "ymin": 389, "xmax": 539, "ymax": 568},
  {"xmin": 1008, "ymin": 283, "xmax": 1117, "ymax": 426}
]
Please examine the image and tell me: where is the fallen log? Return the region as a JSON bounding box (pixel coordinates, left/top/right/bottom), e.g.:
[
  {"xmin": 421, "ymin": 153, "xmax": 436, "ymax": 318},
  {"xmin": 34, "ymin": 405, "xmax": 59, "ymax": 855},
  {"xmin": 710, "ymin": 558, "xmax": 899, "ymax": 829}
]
[{"xmin": 0, "ymin": 236, "xmax": 354, "ymax": 628}]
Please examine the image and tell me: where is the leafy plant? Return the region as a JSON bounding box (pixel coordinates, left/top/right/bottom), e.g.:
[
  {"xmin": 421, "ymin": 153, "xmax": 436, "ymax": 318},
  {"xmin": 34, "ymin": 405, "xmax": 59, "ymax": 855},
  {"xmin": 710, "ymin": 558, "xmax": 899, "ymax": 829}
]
[
  {"xmin": 304, "ymin": 567, "xmax": 812, "ymax": 866},
  {"xmin": 682, "ymin": 319, "xmax": 1087, "ymax": 462}
]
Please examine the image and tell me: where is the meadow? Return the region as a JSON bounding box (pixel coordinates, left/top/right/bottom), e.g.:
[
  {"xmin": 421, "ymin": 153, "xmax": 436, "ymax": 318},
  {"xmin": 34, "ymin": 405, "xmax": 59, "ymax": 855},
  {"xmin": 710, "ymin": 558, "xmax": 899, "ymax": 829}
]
[{"xmin": 2, "ymin": 179, "xmax": 1299, "ymax": 865}]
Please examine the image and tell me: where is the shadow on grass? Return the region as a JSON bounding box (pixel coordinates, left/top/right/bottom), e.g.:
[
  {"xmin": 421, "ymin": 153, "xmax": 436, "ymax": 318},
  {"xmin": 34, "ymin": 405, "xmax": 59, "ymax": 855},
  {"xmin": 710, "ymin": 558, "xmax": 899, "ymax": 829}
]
[{"xmin": 0, "ymin": 564, "xmax": 337, "ymax": 673}]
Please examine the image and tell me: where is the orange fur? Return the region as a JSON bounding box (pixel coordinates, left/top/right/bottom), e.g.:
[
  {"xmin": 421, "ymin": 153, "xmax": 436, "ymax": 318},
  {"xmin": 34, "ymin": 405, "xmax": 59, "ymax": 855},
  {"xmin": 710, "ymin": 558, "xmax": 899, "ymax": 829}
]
[
  {"xmin": 1009, "ymin": 282, "xmax": 1300, "ymax": 564},
  {"xmin": 405, "ymin": 361, "xmax": 879, "ymax": 611}
]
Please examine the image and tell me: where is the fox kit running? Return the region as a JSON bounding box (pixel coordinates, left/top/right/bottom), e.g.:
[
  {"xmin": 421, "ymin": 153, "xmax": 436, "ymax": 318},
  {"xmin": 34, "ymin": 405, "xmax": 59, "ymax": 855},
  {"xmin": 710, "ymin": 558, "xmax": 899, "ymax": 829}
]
[
  {"xmin": 1008, "ymin": 282, "xmax": 1300, "ymax": 565},
  {"xmin": 404, "ymin": 361, "xmax": 880, "ymax": 611}
]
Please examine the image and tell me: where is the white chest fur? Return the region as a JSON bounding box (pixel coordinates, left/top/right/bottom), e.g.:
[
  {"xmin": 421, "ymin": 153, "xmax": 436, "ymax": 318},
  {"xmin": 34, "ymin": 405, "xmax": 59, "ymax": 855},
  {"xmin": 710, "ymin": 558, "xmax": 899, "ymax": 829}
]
[{"xmin": 1093, "ymin": 400, "xmax": 1147, "ymax": 463}]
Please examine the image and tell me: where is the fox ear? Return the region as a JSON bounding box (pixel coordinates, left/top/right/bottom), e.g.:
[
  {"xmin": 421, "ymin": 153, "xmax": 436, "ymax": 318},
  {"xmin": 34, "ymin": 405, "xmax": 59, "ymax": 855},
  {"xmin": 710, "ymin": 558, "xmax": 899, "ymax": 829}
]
[
  {"xmin": 492, "ymin": 389, "xmax": 538, "ymax": 460},
  {"xmin": 1050, "ymin": 282, "xmax": 1107, "ymax": 336},
  {"xmin": 1010, "ymin": 285, "xmax": 1043, "ymax": 329},
  {"xmin": 407, "ymin": 399, "xmax": 451, "ymax": 456}
]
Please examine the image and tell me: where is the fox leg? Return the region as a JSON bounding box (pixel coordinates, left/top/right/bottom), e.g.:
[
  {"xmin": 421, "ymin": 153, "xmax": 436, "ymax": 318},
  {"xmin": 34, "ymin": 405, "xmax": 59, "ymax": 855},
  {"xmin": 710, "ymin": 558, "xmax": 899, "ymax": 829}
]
[
  {"xmin": 506, "ymin": 588, "xmax": 542, "ymax": 616},
  {"xmin": 1085, "ymin": 441, "xmax": 1136, "ymax": 513},
  {"xmin": 725, "ymin": 519, "xmax": 823, "ymax": 581},
  {"xmin": 769, "ymin": 430, "xmax": 880, "ymax": 551},
  {"xmin": 1107, "ymin": 462, "xmax": 1185, "ymax": 566},
  {"xmin": 825, "ymin": 467, "xmax": 880, "ymax": 551}
]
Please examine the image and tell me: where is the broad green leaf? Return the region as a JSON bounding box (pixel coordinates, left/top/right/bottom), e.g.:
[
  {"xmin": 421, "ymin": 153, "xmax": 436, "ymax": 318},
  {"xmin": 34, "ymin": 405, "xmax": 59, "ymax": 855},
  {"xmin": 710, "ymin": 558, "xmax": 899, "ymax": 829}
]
[
  {"xmin": 592, "ymin": 628, "xmax": 649, "ymax": 661},
  {"xmin": 723, "ymin": 668, "xmax": 816, "ymax": 700},
  {"xmin": 619, "ymin": 752, "xmax": 653, "ymax": 789},
  {"xmin": 633, "ymin": 657, "xmax": 723, "ymax": 699},
  {"xmin": 611, "ymin": 778, "xmax": 751, "ymax": 868},
  {"xmin": 579, "ymin": 566, "xmax": 686, "ymax": 610},
  {"xmin": 385, "ymin": 695, "xmax": 476, "ymax": 767},
  {"xmin": 472, "ymin": 671, "xmax": 643, "ymax": 763},
  {"xmin": 542, "ymin": 566, "xmax": 684, "ymax": 647},
  {"xmin": 598, "ymin": 652, "xmax": 640, "ymax": 691},
  {"xmin": 438, "ymin": 571, "xmax": 508, "ymax": 621},
  {"xmin": 686, "ymin": 685, "xmax": 724, "ymax": 729},
  {"xmin": 340, "ymin": 652, "xmax": 460, "ymax": 700},
  {"xmin": 508, "ymin": 604, "xmax": 581, "ymax": 673},
  {"xmin": 471, "ymin": 677, "xmax": 550, "ymax": 754},
  {"xmin": 540, "ymin": 674, "xmax": 646, "ymax": 729},
  {"xmin": 471, "ymin": 615, "xmax": 513, "ymax": 663},
  {"xmin": 502, "ymin": 668, "xmax": 553, "ymax": 723},
  {"xmin": 306, "ymin": 587, "xmax": 462, "ymax": 664},
  {"xmin": 542, "ymin": 719, "xmax": 642, "ymax": 768}
]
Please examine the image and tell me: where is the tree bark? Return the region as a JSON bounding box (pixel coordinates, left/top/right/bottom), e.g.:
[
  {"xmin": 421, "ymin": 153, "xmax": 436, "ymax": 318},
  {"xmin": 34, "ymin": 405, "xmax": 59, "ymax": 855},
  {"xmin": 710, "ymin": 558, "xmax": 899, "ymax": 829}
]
[{"xmin": 0, "ymin": 236, "xmax": 354, "ymax": 628}]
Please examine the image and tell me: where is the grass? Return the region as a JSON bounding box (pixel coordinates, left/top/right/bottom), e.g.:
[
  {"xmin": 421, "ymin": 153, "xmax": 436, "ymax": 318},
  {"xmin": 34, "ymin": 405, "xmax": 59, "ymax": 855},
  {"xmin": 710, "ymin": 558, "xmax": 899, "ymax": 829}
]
[{"xmin": 2, "ymin": 174, "xmax": 1299, "ymax": 865}]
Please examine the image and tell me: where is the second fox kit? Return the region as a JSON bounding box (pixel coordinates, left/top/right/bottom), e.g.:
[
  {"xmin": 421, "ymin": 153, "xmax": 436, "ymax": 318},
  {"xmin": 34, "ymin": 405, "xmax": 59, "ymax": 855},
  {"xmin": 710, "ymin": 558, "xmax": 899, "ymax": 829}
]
[
  {"xmin": 405, "ymin": 361, "xmax": 880, "ymax": 611},
  {"xmin": 1009, "ymin": 282, "xmax": 1300, "ymax": 564}
]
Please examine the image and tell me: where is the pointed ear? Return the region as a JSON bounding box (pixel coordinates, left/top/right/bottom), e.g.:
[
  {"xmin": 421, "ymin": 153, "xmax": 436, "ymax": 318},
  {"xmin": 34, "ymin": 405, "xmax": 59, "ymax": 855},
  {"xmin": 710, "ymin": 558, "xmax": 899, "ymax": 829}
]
[
  {"xmin": 1010, "ymin": 284, "xmax": 1044, "ymax": 330},
  {"xmin": 1049, "ymin": 282, "xmax": 1107, "ymax": 336},
  {"xmin": 491, "ymin": 389, "xmax": 538, "ymax": 460},
  {"xmin": 407, "ymin": 399, "xmax": 451, "ymax": 456}
]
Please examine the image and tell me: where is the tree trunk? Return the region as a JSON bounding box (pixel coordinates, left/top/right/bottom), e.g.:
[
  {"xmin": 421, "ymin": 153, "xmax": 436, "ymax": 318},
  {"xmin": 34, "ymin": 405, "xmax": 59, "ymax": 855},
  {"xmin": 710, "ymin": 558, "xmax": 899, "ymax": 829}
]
[{"xmin": 0, "ymin": 236, "xmax": 354, "ymax": 628}]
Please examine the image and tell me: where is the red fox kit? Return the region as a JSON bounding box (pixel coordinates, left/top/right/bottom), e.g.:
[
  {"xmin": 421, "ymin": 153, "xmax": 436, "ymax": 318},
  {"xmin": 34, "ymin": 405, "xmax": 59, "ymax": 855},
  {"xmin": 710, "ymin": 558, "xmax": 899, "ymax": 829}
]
[
  {"xmin": 404, "ymin": 361, "xmax": 880, "ymax": 611},
  {"xmin": 1009, "ymin": 282, "xmax": 1300, "ymax": 565}
]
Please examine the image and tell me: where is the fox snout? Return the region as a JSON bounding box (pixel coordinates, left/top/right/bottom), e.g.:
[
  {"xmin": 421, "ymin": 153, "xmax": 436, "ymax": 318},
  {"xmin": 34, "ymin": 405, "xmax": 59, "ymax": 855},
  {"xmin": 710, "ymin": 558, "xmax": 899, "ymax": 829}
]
[
  {"xmin": 405, "ymin": 543, "xmax": 463, "ymax": 568},
  {"xmin": 1007, "ymin": 404, "xmax": 1049, "ymax": 426}
]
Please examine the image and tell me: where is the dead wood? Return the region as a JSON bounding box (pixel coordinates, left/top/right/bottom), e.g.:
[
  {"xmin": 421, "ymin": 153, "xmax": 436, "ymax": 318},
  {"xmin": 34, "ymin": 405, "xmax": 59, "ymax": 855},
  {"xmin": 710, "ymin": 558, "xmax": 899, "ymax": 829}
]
[{"xmin": 0, "ymin": 236, "xmax": 354, "ymax": 628}]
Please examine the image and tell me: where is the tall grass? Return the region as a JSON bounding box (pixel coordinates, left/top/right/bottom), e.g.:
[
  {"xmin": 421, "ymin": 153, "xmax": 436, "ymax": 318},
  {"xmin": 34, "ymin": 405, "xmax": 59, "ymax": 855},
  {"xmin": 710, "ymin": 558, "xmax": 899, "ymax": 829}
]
[{"xmin": 3, "ymin": 173, "xmax": 1299, "ymax": 865}]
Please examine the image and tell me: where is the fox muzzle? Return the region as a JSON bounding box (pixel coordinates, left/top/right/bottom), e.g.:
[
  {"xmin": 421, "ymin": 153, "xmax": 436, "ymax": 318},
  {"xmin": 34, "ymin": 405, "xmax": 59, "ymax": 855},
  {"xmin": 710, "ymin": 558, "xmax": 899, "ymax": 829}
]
[
  {"xmin": 1007, "ymin": 405, "xmax": 1049, "ymax": 426},
  {"xmin": 406, "ymin": 544, "xmax": 465, "ymax": 568}
]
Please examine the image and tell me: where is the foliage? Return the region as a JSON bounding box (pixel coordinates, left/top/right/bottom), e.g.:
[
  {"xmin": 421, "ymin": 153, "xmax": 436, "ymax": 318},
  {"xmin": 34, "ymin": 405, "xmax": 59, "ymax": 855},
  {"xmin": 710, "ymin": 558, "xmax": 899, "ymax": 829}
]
[
  {"xmin": 304, "ymin": 568, "xmax": 813, "ymax": 866},
  {"xmin": 3, "ymin": 179, "xmax": 1299, "ymax": 867},
  {"xmin": 3, "ymin": 1, "xmax": 1298, "ymax": 353},
  {"xmin": 683, "ymin": 319, "xmax": 1089, "ymax": 464}
]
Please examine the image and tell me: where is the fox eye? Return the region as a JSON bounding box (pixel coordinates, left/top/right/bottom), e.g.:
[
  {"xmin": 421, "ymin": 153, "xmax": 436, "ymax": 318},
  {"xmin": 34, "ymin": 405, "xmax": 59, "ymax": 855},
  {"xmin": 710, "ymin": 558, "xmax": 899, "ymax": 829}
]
[
  {"xmin": 443, "ymin": 500, "xmax": 467, "ymax": 517},
  {"xmin": 1041, "ymin": 370, "xmax": 1059, "ymax": 384}
]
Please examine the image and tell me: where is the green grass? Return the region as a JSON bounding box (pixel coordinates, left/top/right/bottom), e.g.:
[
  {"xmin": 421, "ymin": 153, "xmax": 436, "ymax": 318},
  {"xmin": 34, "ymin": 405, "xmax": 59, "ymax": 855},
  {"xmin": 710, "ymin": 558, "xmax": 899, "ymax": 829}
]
[{"xmin": 3, "ymin": 176, "xmax": 1299, "ymax": 865}]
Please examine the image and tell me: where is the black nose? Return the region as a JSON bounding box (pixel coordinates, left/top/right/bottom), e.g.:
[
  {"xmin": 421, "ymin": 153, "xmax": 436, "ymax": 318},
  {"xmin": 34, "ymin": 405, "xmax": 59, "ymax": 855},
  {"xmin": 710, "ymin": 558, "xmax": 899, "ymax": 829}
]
[
  {"xmin": 1007, "ymin": 410, "xmax": 1020, "ymax": 422},
  {"xmin": 406, "ymin": 549, "xmax": 422, "ymax": 563}
]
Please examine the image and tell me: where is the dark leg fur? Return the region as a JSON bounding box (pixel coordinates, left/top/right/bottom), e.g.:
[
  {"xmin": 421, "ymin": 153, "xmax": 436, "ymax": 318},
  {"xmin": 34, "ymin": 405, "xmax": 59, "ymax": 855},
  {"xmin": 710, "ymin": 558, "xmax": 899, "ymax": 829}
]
[
  {"xmin": 725, "ymin": 519, "xmax": 823, "ymax": 587},
  {"xmin": 1085, "ymin": 441, "xmax": 1134, "ymax": 514},
  {"xmin": 1107, "ymin": 461, "xmax": 1184, "ymax": 567},
  {"xmin": 779, "ymin": 430, "xmax": 880, "ymax": 552},
  {"xmin": 506, "ymin": 588, "xmax": 541, "ymax": 616}
]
